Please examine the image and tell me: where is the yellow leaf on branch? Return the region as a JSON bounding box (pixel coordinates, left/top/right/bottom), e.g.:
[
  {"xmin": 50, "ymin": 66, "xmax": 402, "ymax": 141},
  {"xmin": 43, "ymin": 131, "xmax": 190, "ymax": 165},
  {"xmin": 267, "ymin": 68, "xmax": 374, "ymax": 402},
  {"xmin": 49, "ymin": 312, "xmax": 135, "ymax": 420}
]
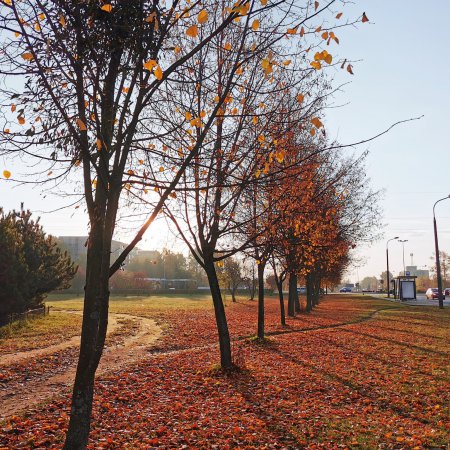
[{"xmin": 3, "ymin": 170, "xmax": 11, "ymax": 179}]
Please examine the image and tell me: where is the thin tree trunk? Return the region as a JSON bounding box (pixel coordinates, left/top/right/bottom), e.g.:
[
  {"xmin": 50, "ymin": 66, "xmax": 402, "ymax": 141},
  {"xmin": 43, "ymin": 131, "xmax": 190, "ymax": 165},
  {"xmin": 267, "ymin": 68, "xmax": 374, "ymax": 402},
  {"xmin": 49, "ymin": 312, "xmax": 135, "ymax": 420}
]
[
  {"xmin": 288, "ymin": 272, "xmax": 296, "ymax": 317},
  {"xmin": 306, "ymin": 274, "xmax": 313, "ymax": 312},
  {"xmin": 277, "ymin": 279, "xmax": 286, "ymax": 326},
  {"xmin": 294, "ymin": 276, "xmax": 301, "ymax": 313},
  {"xmin": 229, "ymin": 285, "xmax": 237, "ymax": 302},
  {"xmin": 313, "ymin": 277, "xmax": 321, "ymax": 306},
  {"xmin": 249, "ymin": 265, "xmax": 256, "ymax": 300},
  {"xmin": 257, "ymin": 261, "xmax": 266, "ymax": 339},
  {"xmin": 204, "ymin": 258, "xmax": 232, "ymax": 368}
]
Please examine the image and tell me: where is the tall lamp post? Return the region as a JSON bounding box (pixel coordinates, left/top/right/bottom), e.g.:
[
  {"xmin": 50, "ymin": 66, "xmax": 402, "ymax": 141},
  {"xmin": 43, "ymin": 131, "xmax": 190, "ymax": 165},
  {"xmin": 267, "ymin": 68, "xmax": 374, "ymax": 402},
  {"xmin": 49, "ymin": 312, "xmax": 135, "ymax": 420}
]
[
  {"xmin": 398, "ymin": 239, "xmax": 408, "ymax": 276},
  {"xmin": 386, "ymin": 237, "xmax": 399, "ymax": 298},
  {"xmin": 433, "ymin": 195, "xmax": 450, "ymax": 309}
]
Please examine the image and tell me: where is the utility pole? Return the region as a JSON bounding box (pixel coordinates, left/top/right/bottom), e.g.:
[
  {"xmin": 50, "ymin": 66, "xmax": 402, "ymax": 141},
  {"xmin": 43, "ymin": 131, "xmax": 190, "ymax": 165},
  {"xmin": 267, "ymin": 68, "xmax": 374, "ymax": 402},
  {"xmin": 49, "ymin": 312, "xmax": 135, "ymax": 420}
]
[
  {"xmin": 386, "ymin": 237, "xmax": 399, "ymax": 298},
  {"xmin": 433, "ymin": 195, "xmax": 450, "ymax": 309}
]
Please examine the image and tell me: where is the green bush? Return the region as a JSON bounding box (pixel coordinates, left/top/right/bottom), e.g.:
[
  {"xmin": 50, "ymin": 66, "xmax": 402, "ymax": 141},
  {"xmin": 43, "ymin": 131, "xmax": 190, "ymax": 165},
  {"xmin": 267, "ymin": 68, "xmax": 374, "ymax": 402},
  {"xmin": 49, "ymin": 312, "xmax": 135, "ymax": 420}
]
[{"xmin": 0, "ymin": 207, "xmax": 76, "ymax": 316}]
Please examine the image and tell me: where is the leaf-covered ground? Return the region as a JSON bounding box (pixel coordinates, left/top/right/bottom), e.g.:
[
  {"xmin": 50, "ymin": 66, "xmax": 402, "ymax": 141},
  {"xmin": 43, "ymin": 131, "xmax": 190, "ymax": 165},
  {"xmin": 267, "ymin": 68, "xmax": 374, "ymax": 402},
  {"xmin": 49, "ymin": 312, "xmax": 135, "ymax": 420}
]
[{"xmin": 0, "ymin": 295, "xmax": 449, "ymax": 449}]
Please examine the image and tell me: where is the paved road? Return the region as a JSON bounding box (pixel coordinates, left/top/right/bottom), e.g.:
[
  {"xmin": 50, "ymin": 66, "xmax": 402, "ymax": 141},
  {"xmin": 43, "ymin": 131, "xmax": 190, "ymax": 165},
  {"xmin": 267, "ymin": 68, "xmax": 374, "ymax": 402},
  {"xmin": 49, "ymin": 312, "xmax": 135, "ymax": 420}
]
[{"xmin": 366, "ymin": 292, "xmax": 450, "ymax": 307}]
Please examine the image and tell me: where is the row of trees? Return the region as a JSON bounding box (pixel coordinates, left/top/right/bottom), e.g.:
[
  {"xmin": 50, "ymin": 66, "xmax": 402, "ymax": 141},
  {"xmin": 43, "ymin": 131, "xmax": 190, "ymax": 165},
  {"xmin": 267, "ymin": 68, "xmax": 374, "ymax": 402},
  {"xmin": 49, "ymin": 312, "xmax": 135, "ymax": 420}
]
[
  {"xmin": 0, "ymin": 0, "xmax": 378, "ymax": 447},
  {"xmin": 0, "ymin": 207, "xmax": 75, "ymax": 317}
]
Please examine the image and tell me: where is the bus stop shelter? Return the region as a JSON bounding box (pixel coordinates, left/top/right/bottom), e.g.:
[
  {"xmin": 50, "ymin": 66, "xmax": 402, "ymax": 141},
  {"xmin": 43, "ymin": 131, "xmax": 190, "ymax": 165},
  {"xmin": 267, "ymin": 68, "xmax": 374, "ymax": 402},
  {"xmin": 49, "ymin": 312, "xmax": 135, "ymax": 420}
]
[{"xmin": 393, "ymin": 275, "xmax": 417, "ymax": 301}]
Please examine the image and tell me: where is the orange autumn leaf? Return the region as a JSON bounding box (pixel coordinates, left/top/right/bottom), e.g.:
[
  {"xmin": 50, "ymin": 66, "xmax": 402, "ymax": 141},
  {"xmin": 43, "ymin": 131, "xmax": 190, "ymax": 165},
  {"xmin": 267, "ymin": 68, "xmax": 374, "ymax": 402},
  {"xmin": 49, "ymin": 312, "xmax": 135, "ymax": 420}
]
[
  {"xmin": 314, "ymin": 1, "xmax": 319, "ymax": 11},
  {"xmin": 311, "ymin": 117, "xmax": 323, "ymax": 128},
  {"xmin": 76, "ymin": 118, "xmax": 87, "ymax": 131},
  {"xmin": 154, "ymin": 65, "xmax": 163, "ymax": 80},
  {"xmin": 252, "ymin": 19, "xmax": 260, "ymax": 31},
  {"xmin": 197, "ymin": 9, "xmax": 208, "ymax": 24},
  {"xmin": 347, "ymin": 63, "xmax": 354, "ymax": 75},
  {"xmin": 143, "ymin": 59, "xmax": 157, "ymax": 71},
  {"xmin": 101, "ymin": 4, "xmax": 113, "ymax": 13},
  {"xmin": 186, "ymin": 25, "xmax": 198, "ymax": 38},
  {"xmin": 310, "ymin": 61, "xmax": 321, "ymax": 70},
  {"xmin": 296, "ymin": 93, "xmax": 304, "ymax": 103},
  {"xmin": 3, "ymin": 170, "xmax": 11, "ymax": 179},
  {"xmin": 362, "ymin": 12, "xmax": 369, "ymax": 23},
  {"xmin": 336, "ymin": 12, "xmax": 343, "ymax": 19}
]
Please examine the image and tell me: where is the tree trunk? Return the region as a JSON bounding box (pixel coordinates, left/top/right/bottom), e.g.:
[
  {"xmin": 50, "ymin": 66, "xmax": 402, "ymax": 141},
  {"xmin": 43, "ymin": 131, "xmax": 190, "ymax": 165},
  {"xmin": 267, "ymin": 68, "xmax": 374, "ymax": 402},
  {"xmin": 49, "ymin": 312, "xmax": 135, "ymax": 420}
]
[
  {"xmin": 313, "ymin": 276, "xmax": 321, "ymax": 306},
  {"xmin": 229, "ymin": 285, "xmax": 237, "ymax": 302},
  {"xmin": 249, "ymin": 265, "xmax": 256, "ymax": 300},
  {"xmin": 305, "ymin": 274, "xmax": 313, "ymax": 312},
  {"xmin": 294, "ymin": 279, "xmax": 301, "ymax": 313},
  {"xmin": 204, "ymin": 257, "xmax": 233, "ymax": 368},
  {"xmin": 276, "ymin": 279, "xmax": 286, "ymax": 326},
  {"xmin": 63, "ymin": 218, "xmax": 112, "ymax": 449},
  {"xmin": 288, "ymin": 272, "xmax": 297, "ymax": 317},
  {"xmin": 257, "ymin": 261, "xmax": 266, "ymax": 340}
]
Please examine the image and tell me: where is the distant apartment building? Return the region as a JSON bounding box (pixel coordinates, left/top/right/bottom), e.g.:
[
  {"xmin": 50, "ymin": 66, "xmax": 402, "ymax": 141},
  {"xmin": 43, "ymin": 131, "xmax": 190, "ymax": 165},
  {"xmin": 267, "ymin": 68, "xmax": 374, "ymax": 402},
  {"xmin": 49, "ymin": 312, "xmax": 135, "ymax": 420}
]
[{"xmin": 57, "ymin": 236, "xmax": 134, "ymax": 263}]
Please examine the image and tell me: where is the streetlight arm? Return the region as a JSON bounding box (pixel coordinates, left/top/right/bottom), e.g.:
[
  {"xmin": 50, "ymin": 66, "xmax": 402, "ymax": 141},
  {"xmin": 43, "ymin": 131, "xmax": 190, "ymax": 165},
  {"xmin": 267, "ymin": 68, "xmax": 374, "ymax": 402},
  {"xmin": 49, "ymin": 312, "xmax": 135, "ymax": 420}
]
[
  {"xmin": 433, "ymin": 195, "xmax": 450, "ymax": 217},
  {"xmin": 386, "ymin": 236, "xmax": 399, "ymax": 250}
]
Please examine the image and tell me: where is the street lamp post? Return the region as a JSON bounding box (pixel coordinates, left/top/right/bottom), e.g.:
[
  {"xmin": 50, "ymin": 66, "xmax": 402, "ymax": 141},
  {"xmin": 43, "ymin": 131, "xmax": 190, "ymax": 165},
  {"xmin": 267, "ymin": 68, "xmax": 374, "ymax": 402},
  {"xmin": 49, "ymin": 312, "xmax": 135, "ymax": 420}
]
[
  {"xmin": 433, "ymin": 195, "xmax": 450, "ymax": 309},
  {"xmin": 398, "ymin": 239, "xmax": 408, "ymax": 276},
  {"xmin": 386, "ymin": 237, "xmax": 399, "ymax": 298}
]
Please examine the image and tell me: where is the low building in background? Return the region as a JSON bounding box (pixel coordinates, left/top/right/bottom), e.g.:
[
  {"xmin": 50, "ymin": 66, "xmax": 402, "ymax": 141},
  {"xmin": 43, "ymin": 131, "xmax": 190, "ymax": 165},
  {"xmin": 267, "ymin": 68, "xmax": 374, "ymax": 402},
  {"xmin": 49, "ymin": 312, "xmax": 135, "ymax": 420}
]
[{"xmin": 403, "ymin": 265, "xmax": 430, "ymax": 278}]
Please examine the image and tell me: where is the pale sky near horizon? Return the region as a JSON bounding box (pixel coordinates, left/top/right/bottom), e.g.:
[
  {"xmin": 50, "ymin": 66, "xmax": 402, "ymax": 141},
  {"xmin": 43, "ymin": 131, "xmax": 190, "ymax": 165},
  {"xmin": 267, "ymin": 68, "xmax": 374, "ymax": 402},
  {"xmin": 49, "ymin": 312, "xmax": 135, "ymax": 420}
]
[{"xmin": 1, "ymin": 1, "xmax": 449, "ymax": 283}]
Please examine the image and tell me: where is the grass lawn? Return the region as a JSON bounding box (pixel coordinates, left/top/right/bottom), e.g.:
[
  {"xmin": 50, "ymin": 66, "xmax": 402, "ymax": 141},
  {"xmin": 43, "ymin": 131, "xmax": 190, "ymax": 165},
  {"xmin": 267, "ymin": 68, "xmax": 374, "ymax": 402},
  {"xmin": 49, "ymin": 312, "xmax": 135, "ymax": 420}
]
[
  {"xmin": 0, "ymin": 313, "xmax": 82, "ymax": 356},
  {"xmin": 46, "ymin": 292, "xmax": 220, "ymax": 313},
  {"xmin": 0, "ymin": 294, "xmax": 448, "ymax": 449}
]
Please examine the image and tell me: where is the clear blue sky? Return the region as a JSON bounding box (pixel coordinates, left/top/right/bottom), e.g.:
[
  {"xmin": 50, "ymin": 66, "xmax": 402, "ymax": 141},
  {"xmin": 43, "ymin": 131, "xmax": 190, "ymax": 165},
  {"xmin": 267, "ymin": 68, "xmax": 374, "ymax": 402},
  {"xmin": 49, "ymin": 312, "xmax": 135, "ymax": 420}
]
[
  {"xmin": 1, "ymin": 0, "xmax": 449, "ymax": 282},
  {"xmin": 325, "ymin": 0, "xmax": 450, "ymax": 281}
]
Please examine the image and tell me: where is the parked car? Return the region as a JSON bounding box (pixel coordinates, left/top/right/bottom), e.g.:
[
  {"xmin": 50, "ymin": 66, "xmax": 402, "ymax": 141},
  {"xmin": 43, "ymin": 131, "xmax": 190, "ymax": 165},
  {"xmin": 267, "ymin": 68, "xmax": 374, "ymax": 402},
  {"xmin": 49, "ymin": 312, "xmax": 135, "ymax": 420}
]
[
  {"xmin": 339, "ymin": 287, "xmax": 352, "ymax": 293},
  {"xmin": 425, "ymin": 288, "xmax": 441, "ymax": 299},
  {"xmin": 444, "ymin": 288, "xmax": 450, "ymax": 296}
]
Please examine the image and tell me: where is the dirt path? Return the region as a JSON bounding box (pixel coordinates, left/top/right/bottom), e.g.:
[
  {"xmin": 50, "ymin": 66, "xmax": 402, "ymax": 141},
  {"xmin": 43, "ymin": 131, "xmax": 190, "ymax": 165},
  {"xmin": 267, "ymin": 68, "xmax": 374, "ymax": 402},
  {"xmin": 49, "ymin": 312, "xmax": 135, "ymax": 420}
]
[{"xmin": 0, "ymin": 312, "xmax": 162, "ymax": 420}]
